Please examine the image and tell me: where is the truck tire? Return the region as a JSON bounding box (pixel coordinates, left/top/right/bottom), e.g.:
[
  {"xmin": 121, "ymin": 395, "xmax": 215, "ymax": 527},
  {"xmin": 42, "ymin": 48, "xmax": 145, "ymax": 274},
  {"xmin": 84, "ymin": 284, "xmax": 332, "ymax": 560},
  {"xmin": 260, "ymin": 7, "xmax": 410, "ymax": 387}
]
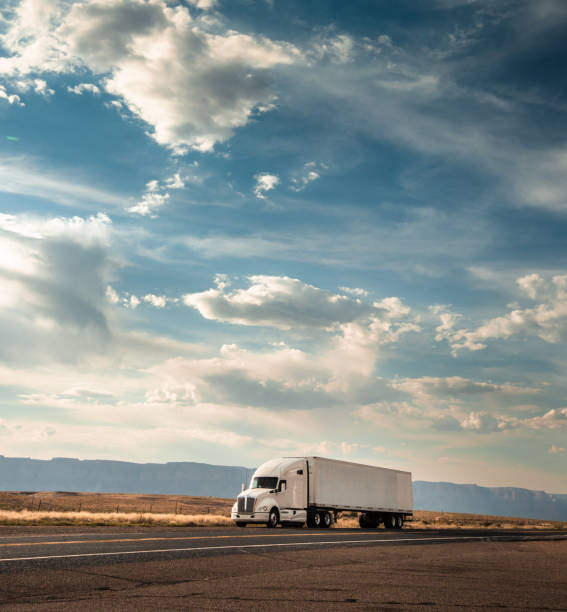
[
  {"xmin": 321, "ymin": 511, "xmax": 332, "ymax": 528},
  {"xmin": 396, "ymin": 515, "xmax": 404, "ymax": 529},
  {"xmin": 359, "ymin": 513, "xmax": 378, "ymax": 528},
  {"xmin": 307, "ymin": 511, "xmax": 322, "ymax": 528},
  {"xmin": 236, "ymin": 522, "xmax": 247, "ymax": 528},
  {"xmin": 384, "ymin": 514, "xmax": 396, "ymax": 529},
  {"xmin": 267, "ymin": 508, "xmax": 279, "ymax": 528}
]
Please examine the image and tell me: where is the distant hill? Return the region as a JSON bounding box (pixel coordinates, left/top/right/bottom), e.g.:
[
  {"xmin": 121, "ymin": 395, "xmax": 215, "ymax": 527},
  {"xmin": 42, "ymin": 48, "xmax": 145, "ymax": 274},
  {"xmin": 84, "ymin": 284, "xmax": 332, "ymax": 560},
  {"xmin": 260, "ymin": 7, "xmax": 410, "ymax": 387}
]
[
  {"xmin": 0, "ymin": 455, "xmax": 253, "ymax": 499},
  {"xmin": 1, "ymin": 455, "xmax": 565, "ymax": 521},
  {"xmin": 413, "ymin": 481, "xmax": 567, "ymax": 522}
]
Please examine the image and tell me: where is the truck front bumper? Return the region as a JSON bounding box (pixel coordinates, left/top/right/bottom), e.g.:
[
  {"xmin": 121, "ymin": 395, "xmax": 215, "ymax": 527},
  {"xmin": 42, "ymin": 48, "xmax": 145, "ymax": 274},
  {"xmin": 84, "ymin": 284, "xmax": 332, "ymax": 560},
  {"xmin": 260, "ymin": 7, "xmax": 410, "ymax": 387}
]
[{"xmin": 231, "ymin": 511, "xmax": 269, "ymax": 524}]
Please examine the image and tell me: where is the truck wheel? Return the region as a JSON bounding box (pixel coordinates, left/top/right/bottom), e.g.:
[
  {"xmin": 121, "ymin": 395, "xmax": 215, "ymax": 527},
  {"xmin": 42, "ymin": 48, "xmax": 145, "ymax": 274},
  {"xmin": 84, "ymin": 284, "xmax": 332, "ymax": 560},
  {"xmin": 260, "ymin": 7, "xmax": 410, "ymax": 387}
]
[
  {"xmin": 267, "ymin": 508, "xmax": 279, "ymax": 528},
  {"xmin": 314, "ymin": 512, "xmax": 322, "ymax": 528},
  {"xmin": 236, "ymin": 522, "xmax": 247, "ymax": 528},
  {"xmin": 359, "ymin": 513, "xmax": 377, "ymax": 528},
  {"xmin": 384, "ymin": 515, "xmax": 396, "ymax": 529},
  {"xmin": 321, "ymin": 511, "xmax": 332, "ymax": 528},
  {"xmin": 306, "ymin": 512, "xmax": 317, "ymax": 528},
  {"xmin": 396, "ymin": 515, "xmax": 404, "ymax": 529}
]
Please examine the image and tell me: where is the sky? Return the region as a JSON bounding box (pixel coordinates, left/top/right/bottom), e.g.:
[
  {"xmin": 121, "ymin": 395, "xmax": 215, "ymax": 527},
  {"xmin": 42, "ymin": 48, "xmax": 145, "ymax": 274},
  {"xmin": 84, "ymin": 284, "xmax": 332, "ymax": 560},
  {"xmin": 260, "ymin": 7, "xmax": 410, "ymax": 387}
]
[{"xmin": 0, "ymin": 0, "xmax": 566, "ymax": 493}]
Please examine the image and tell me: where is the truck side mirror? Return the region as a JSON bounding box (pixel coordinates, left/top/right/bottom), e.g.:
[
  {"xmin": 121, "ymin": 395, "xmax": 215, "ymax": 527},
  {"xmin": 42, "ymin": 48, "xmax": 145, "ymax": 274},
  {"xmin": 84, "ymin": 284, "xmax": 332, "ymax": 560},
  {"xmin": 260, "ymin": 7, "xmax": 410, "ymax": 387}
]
[
  {"xmin": 278, "ymin": 480, "xmax": 287, "ymax": 492},
  {"xmin": 241, "ymin": 483, "xmax": 245, "ymax": 492}
]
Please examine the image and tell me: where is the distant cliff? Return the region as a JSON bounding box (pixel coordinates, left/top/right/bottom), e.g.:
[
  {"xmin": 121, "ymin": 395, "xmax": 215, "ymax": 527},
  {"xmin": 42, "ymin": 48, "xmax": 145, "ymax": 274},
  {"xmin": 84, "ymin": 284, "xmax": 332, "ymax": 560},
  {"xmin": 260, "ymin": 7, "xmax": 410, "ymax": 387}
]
[
  {"xmin": 413, "ymin": 481, "xmax": 567, "ymax": 521},
  {"xmin": 0, "ymin": 455, "xmax": 565, "ymax": 520},
  {"xmin": 0, "ymin": 455, "xmax": 253, "ymax": 499}
]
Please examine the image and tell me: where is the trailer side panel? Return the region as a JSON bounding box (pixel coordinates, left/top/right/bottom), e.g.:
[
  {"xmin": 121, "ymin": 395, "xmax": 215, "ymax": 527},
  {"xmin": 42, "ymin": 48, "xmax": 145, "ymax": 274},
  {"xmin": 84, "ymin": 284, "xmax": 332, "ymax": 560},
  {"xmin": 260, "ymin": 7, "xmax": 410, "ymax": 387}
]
[{"xmin": 310, "ymin": 457, "xmax": 412, "ymax": 513}]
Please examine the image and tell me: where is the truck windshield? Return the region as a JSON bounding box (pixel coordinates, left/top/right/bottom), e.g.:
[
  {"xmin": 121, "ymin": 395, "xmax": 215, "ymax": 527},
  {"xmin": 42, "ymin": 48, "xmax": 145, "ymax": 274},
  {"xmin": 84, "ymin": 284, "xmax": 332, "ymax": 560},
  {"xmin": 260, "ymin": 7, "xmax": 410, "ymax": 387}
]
[{"xmin": 251, "ymin": 476, "xmax": 278, "ymax": 489}]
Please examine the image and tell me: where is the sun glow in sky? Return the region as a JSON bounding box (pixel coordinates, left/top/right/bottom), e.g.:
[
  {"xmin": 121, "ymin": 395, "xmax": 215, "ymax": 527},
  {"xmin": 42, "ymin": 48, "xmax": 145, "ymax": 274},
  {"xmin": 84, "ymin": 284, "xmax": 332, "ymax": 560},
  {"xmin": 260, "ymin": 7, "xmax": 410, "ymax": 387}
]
[{"xmin": 1, "ymin": 0, "xmax": 566, "ymax": 492}]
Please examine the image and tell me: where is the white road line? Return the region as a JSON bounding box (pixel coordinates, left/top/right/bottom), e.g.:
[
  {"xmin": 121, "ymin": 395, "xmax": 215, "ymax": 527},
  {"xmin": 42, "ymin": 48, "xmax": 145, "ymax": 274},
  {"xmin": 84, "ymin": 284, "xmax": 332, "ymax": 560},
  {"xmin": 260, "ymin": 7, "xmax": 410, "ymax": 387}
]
[{"xmin": 0, "ymin": 536, "xmax": 486, "ymax": 562}]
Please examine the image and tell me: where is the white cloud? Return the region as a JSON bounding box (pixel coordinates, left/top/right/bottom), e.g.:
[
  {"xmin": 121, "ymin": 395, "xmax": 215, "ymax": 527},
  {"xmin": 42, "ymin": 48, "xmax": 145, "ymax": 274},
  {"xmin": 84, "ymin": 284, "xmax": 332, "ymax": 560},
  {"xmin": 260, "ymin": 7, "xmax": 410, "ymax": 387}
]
[
  {"xmin": 177, "ymin": 274, "xmax": 420, "ymax": 401},
  {"xmin": 437, "ymin": 274, "xmax": 567, "ymax": 353},
  {"xmin": 105, "ymin": 285, "xmax": 171, "ymax": 310},
  {"xmin": 460, "ymin": 411, "xmax": 502, "ymax": 433},
  {"xmin": 186, "ymin": 0, "xmax": 218, "ymax": 10},
  {"xmin": 254, "ymin": 173, "xmax": 280, "ymax": 199},
  {"xmin": 128, "ymin": 174, "xmax": 186, "ymax": 217},
  {"xmin": 355, "ymin": 376, "xmax": 561, "ymax": 435},
  {"xmin": 146, "ymin": 283, "xmax": 418, "ymax": 409},
  {"xmin": 522, "ymin": 408, "xmax": 567, "ymax": 430},
  {"xmin": 183, "ymin": 274, "xmax": 373, "ymax": 329},
  {"xmin": 145, "ymin": 339, "xmax": 352, "ymax": 411},
  {"xmin": 393, "ymin": 376, "xmax": 539, "ymax": 402},
  {"xmin": 127, "ymin": 295, "xmax": 141, "ymax": 309},
  {"xmin": 31, "ymin": 78, "xmax": 54, "ymax": 96},
  {"xmin": 105, "ymin": 286, "xmax": 170, "ymax": 309},
  {"xmin": 0, "ymin": 0, "xmax": 300, "ymax": 153},
  {"xmin": 105, "ymin": 285, "xmax": 120, "ymax": 305},
  {"xmin": 181, "ymin": 276, "xmax": 418, "ymax": 398},
  {"xmin": 0, "ymin": 211, "xmax": 111, "ymax": 243},
  {"xmin": 128, "ymin": 191, "xmax": 170, "ymax": 217},
  {"xmin": 516, "ymin": 273, "xmax": 546, "ymax": 300},
  {"xmin": 13, "ymin": 78, "xmax": 55, "ymax": 97},
  {"xmin": 0, "ymin": 85, "xmax": 23, "ymax": 106},
  {"xmin": 165, "ymin": 173, "xmax": 184, "ymax": 189},
  {"xmin": 339, "ymin": 286, "xmax": 369, "ymax": 298},
  {"xmin": 67, "ymin": 82, "xmax": 101, "ymax": 95},
  {"xmin": 0, "ymin": 212, "xmax": 115, "ymax": 365},
  {"xmin": 143, "ymin": 294, "xmax": 167, "ymax": 308},
  {"xmin": 290, "ymin": 161, "xmax": 327, "ymax": 191}
]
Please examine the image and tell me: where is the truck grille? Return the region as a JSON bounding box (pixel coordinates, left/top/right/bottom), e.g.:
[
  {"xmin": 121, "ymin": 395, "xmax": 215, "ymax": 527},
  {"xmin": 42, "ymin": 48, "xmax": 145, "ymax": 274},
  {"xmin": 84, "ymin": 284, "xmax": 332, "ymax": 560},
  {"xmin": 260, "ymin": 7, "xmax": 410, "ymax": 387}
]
[{"xmin": 237, "ymin": 496, "xmax": 255, "ymax": 513}]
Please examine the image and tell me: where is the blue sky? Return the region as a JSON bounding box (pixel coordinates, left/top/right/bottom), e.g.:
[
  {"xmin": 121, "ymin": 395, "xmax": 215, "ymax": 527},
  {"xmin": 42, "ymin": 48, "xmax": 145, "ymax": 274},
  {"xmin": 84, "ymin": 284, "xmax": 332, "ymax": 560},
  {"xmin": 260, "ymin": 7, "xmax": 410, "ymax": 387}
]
[{"xmin": 1, "ymin": 0, "xmax": 566, "ymax": 492}]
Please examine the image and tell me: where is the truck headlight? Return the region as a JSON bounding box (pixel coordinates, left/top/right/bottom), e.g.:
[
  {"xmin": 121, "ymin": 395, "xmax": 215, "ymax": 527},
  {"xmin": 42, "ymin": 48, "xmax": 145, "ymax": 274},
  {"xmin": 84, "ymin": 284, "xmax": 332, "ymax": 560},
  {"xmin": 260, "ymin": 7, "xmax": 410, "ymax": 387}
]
[{"xmin": 259, "ymin": 505, "xmax": 268, "ymax": 511}]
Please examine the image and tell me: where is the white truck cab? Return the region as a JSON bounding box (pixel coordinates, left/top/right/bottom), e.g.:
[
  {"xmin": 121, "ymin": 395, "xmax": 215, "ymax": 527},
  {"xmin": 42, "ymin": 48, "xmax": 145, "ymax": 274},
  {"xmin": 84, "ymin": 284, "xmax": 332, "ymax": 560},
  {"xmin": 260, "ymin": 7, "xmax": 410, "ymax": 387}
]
[
  {"xmin": 231, "ymin": 456, "xmax": 413, "ymax": 529},
  {"xmin": 231, "ymin": 457, "xmax": 308, "ymax": 528}
]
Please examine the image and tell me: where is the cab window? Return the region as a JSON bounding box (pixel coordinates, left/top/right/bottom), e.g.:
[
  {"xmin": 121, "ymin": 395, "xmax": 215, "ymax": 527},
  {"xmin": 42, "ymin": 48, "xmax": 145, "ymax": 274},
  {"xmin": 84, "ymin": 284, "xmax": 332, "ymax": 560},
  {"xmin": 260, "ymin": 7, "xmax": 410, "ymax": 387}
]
[{"xmin": 251, "ymin": 476, "xmax": 278, "ymax": 489}]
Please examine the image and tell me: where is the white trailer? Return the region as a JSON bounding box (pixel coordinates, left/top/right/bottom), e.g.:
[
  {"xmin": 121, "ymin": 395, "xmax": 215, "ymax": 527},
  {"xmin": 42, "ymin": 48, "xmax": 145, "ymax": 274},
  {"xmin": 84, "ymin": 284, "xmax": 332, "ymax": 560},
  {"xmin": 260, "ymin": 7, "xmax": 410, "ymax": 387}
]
[{"xmin": 231, "ymin": 456, "xmax": 413, "ymax": 529}]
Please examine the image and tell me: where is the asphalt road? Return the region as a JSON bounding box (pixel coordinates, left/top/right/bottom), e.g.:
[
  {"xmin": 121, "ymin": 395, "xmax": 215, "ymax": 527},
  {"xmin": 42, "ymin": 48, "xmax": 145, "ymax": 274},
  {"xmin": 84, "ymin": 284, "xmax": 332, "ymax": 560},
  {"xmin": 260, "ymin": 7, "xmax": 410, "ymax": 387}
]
[{"xmin": 0, "ymin": 526, "xmax": 566, "ymax": 609}]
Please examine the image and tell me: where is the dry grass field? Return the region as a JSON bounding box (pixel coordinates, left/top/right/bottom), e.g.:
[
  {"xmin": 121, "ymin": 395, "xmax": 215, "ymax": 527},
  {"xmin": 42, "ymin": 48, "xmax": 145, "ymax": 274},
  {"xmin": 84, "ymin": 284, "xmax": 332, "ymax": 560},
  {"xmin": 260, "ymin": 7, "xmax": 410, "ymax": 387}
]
[
  {"xmin": 0, "ymin": 490, "xmax": 230, "ymax": 515},
  {"xmin": 0, "ymin": 491, "xmax": 564, "ymax": 529}
]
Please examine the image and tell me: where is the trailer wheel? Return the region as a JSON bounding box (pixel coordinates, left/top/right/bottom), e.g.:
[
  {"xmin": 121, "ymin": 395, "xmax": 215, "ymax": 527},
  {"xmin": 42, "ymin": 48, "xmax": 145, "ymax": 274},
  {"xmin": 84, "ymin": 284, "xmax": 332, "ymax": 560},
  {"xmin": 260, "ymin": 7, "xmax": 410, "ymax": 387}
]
[
  {"xmin": 396, "ymin": 515, "xmax": 404, "ymax": 529},
  {"xmin": 321, "ymin": 511, "xmax": 332, "ymax": 528},
  {"xmin": 267, "ymin": 508, "xmax": 279, "ymax": 528},
  {"xmin": 236, "ymin": 522, "xmax": 247, "ymax": 528},
  {"xmin": 359, "ymin": 513, "xmax": 378, "ymax": 528}
]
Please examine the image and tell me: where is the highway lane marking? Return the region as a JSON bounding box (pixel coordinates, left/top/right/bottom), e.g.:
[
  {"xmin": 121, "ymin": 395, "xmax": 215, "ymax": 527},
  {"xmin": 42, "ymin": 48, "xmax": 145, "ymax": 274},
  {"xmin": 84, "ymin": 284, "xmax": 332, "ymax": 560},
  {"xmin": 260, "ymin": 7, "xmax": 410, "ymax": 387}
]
[
  {"xmin": 0, "ymin": 529, "xmax": 564, "ymax": 548},
  {"xmin": 0, "ymin": 535, "xmax": 494, "ymax": 562},
  {"xmin": 0, "ymin": 531, "xmax": 370, "ymax": 548}
]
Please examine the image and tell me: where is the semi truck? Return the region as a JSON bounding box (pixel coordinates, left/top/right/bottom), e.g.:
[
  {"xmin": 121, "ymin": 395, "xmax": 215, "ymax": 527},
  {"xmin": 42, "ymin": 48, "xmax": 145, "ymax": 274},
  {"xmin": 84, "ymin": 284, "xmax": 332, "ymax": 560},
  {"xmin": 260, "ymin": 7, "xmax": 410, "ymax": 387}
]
[{"xmin": 231, "ymin": 456, "xmax": 413, "ymax": 529}]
